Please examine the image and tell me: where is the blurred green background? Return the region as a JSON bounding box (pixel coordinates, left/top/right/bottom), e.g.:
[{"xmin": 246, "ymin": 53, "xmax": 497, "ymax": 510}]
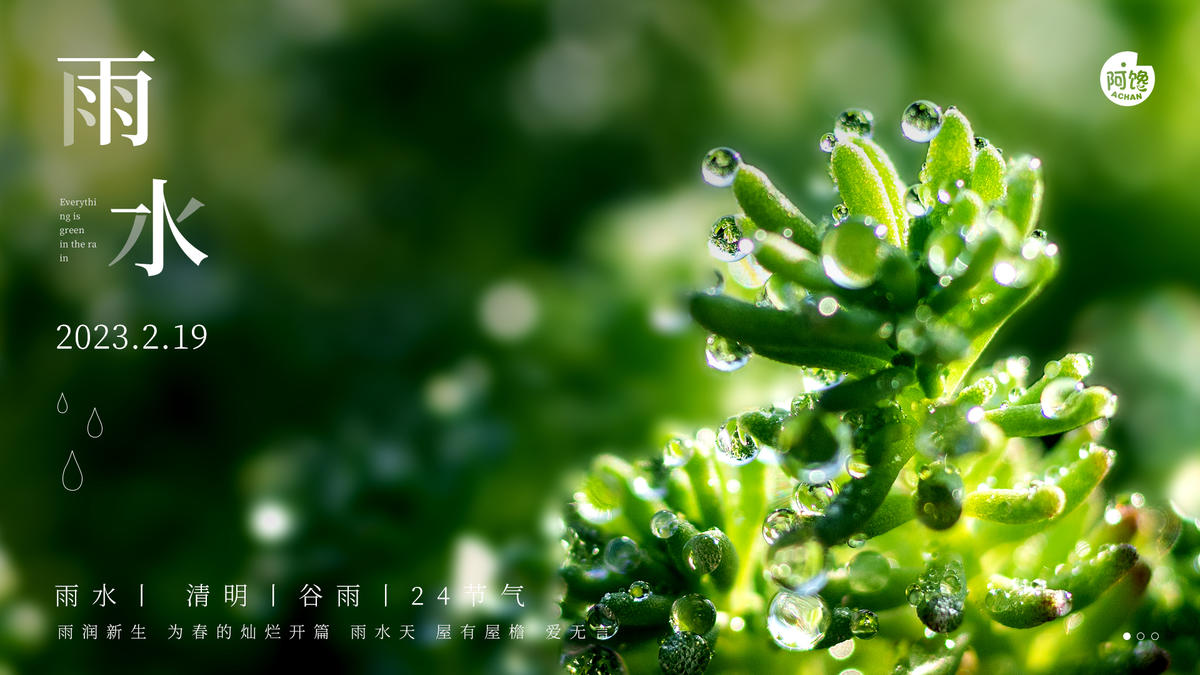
[{"xmin": 1, "ymin": 0, "xmax": 1199, "ymax": 672}]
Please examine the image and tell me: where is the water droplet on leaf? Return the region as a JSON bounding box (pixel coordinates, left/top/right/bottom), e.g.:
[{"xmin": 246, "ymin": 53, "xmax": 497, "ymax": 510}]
[
  {"xmin": 767, "ymin": 536, "xmax": 829, "ymax": 595},
  {"xmin": 902, "ymin": 100, "xmax": 944, "ymax": 142},
  {"xmin": 715, "ymin": 417, "xmax": 759, "ymax": 465},
  {"xmin": 701, "ymin": 147, "xmax": 741, "ymax": 187},
  {"xmin": 705, "ymin": 334, "xmax": 752, "ymax": 372},
  {"xmin": 708, "ymin": 215, "xmax": 751, "ymax": 262},
  {"xmin": 767, "ymin": 591, "xmax": 830, "ymax": 651},
  {"xmin": 683, "ymin": 532, "xmax": 723, "ymax": 574},
  {"xmin": 651, "ymin": 510, "xmax": 680, "ymax": 539},
  {"xmin": 628, "ymin": 580, "xmax": 651, "ymax": 600},
  {"xmin": 834, "ymin": 109, "xmax": 874, "ymax": 141},
  {"xmin": 821, "ymin": 220, "xmax": 883, "ymax": 289},
  {"xmin": 670, "ymin": 593, "xmax": 717, "ymax": 634},
  {"xmin": 819, "ymin": 133, "xmax": 836, "ymax": 153},
  {"xmin": 586, "ymin": 602, "xmax": 619, "ymax": 640},
  {"xmin": 849, "ymin": 609, "xmax": 879, "ymax": 639},
  {"xmin": 604, "ymin": 536, "xmax": 641, "ymax": 574},
  {"xmin": 1041, "ymin": 378, "xmax": 1082, "ymax": 418}
]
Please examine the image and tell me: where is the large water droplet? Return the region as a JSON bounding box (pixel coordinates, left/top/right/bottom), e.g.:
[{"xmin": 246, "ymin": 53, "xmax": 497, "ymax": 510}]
[
  {"xmin": 821, "ymin": 221, "xmax": 883, "ymax": 289},
  {"xmin": 902, "ymin": 100, "xmax": 944, "ymax": 142},
  {"xmin": 834, "ymin": 109, "xmax": 874, "ymax": 141},
  {"xmin": 819, "ymin": 133, "xmax": 836, "ymax": 153},
  {"xmin": 792, "ymin": 482, "xmax": 838, "ymax": 516},
  {"xmin": 715, "ymin": 417, "xmax": 759, "ymax": 466},
  {"xmin": 57, "ymin": 393, "xmax": 69, "ymax": 414},
  {"xmin": 651, "ymin": 510, "xmax": 680, "ymax": 539},
  {"xmin": 705, "ymin": 334, "xmax": 752, "ymax": 372},
  {"xmin": 847, "ymin": 451, "xmax": 870, "ymax": 479},
  {"xmin": 905, "ymin": 184, "xmax": 931, "ymax": 217},
  {"xmin": 848, "ymin": 551, "xmax": 890, "ymax": 593},
  {"xmin": 915, "ymin": 461, "xmax": 964, "ymax": 530},
  {"xmin": 658, "ymin": 631, "xmax": 711, "ymax": 675},
  {"xmin": 763, "ymin": 508, "xmax": 804, "ymax": 546},
  {"xmin": 767, "ymin": 591, "xmax": 830, "ymax": 651},
  {"xmin": 708, "ymin": 215, "xmax": 752, "ymax": 262},
  {"xmin": 663, "ymin": 437, "xmax": 694, "ymax": 468},
  {"xmin": 586, "ymin": 602, "xmax": 619, "ymax": 640},
  {"xmin": 670, "ymin": 593, "xmax": 717, "ymax": 634},
  {"xmin": 604, "ymin": 536, "xmax": 641, "ymax": 574},
  {"xmin": 849, "ymin": 609, "xmax": 879, "ymax": 639},
  {"xmin": 701, "ymin": 147, "xmax": 741, "ymax": 187},
  {"xmin": 87, "ymin": 408, "xmax": 103, "ymax": 438},
  {"xmin": 683, "ymin": 532, "xmax": 723, "ymax": 574},
  {"xmin": 61, "ymin": 451, "xmax": 83, "ymax": 492},
  {"xmin": 768, "ymin": 536, "xmax": 829, "ymax": 595},
  {"xmin": 1041, "ymin": 378, "xmax": 1082, "ymax": 419}
]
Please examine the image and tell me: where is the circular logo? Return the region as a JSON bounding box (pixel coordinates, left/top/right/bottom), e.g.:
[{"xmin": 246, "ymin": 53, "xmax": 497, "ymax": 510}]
[{"xmin": 1101, "ymin": 51, "xmax": 1154, "ymax": 106}]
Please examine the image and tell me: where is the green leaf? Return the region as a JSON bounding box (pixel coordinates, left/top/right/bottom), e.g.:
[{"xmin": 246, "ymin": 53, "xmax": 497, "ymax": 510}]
[
  {"xmin": 688, "ymin": 293, "xmax": 896, "ymax": 372},
  {"xmin": 921, "ymin": 107, "xmax": 974, "ymax": 190},
  {"xmin": 980, "ymin": 575, "xmax": 1072, "ymax": 628},
  {"xmin": 831, "ymin": 142, "xmax": 901, "ymax": 246},
  {"xmin": 983, "ymin": 387, "xmax": 1116, "ymax": 437},
  {"xmin": 1048, "ymin": 542, "xmax": 1138, "ymax": 612},
  {"xmin": 852, "ymin": 137, "xmax": 909, "ymax": 245},
  {"xmin": 971, "ymin": 142, "xmax": 1007, "ymax": 202},
  {"xmin": 1002, "ymin": 155, "xmax": 1044, "ymax": 237},
  {"xmin": 732, "ymin": 164, "xmax": 821, "ymax": 252},
  {"xmin": 963, "ymin": 483, "xmax": 1065, "ymax": 524}
]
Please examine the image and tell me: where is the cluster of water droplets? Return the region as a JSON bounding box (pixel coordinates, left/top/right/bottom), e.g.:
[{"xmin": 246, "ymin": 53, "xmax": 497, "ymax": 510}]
[{"xmin": 906, "ymin": 555, "xmax": 967, "ymax": 634}]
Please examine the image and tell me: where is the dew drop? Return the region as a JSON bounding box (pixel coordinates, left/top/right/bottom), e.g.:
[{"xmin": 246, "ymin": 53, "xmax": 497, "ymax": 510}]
[
  {"xmin": 905, "ymin": 185, "xmax": 931, "ymax": 217},
  {"xmin": 603, "ymin": 536, "xmax": 641, "ymax": 574},
  {"xmin": 61, "ymin": 450, "xmax": 84, "ymax": 492},
  {"xmin": 715, "ymin": 417, "xmax": 759, "ymax": 466},
  {"xmin": 650, "ymin": 510, "xmax": 680, "ymax": 539},
  {"xmin": 821, "ymin": 221, "xmax": 883, "ymax": 289},
  {"xmin": 848, "ymin": 551, "xmax": 890, "ymax": 593},
  {"xmin": 792, "ymin": 481, "xmax": 838, "ymax": 516},
  {"xmin": 628, "ymin": 580, "xmax": 652, "ymax": 600},
  {"xmin": 586, "ymin": 603, "xmax": 619, "ymax": 640},
  {"xmin": 925, "ymin": 229, "xmax": 964, "ymax": 277},
  {"xmin": 767, "ymin": 591, "xmax": 830, "ymax": 651},
  {"xmin": 670, "ymin": 593, "xmax": 717, "ymax": 634},
  {"xmin": 684, "ymin": 532, "xmax": 724, "ymax": 575},
  {"xmin": 57, "ymin": 393, "xmax": 69, "ymax": 414},
  {"xmin": 767, "ymin": 537, "xmax": 829, "ymax": 594},
  {"xmin": 832, "ymin": 203, "xmax": 849, "ymax": 223},
  {"xmin": 701, "ymin": 147, "xmax": 741, "ymax": 187},
  {"xmin": 819, "ymin": 133, "xmax": 837, "ymax": 153},
  {"xmin": 1041, "ymin": 378, "xmax": 1082, "ymax": 418},
  {"xmin": 763, "ymin": 508, "xmax": 804, "ymax": 546},
  {"xmin": 86, "ymin": 408, "xmax": 103, "ymax": 438},
  {"xmin": 834, "ymin": 109, "xmax": 874, "ymax": 141},
  {"xmin": 849, "ymin": 609, "xmax": 879, "ymax": 639},
  {"xmin": 901, "ymin": 100, "xmax": 944, "ymax": 142},
  {"xmin": 847, "ymin": 533, "xmax": 867, "ymax": 549},
  {"xmin": 663, "ymin": 437, "xmax": 694, "ymax": 468},
  {"xmin": 708, "ymin": 215, "xmax": 752, "ymax": 262},
  {"xmin": 705, "ymin": 334, "xmax": 752, "ymax": 372}
]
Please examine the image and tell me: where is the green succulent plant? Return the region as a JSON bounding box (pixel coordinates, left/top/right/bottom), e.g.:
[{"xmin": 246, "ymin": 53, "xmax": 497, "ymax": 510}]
[{"xmin": 555, "ymin": 103, "xmax": 1180, "ymax": 674}]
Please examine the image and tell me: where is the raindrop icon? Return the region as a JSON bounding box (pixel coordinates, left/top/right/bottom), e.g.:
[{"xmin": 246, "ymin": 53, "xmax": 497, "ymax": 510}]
[
  {"xmin": 87, "ymin": 408, "xmax": 103, "ymax": 438},
  {"xmin": 57, "ymin": 393, "xmax": 69, "ymax": 414},
  {"xmin": 62, "ymin": 451, "xmax": 83, "ymax": 492}
]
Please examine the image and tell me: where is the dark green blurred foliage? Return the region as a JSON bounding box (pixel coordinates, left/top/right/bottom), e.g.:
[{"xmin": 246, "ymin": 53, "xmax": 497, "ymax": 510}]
[{"xmin": 0, "ymin": 0, "xmax": 1197, "ymax": 672}]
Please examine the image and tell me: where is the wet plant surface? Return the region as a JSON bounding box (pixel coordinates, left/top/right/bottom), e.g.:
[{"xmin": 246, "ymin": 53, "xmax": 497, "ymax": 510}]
[{"xmin": 555, "ymin": 104, "xmax": 1189, "ymax": 674}]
